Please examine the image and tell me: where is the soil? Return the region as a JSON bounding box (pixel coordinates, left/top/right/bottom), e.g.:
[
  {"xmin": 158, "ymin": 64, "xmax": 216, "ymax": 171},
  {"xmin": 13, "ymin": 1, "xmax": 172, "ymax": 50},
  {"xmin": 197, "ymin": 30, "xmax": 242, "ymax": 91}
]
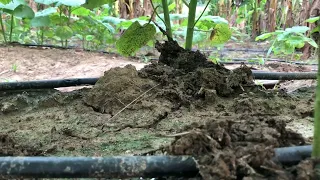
[{"xmin": 0, "ymin": 41, "xmax": 317, "ymax": 179}]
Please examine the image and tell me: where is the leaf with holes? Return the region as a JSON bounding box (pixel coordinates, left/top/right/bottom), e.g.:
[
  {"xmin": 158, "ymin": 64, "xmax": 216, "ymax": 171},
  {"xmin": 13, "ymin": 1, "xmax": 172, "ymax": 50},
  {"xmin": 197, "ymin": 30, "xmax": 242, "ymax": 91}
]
[
  {"xmin": 210, "ymin": 23, "xmax": 232, "ymax": 46},
  {"xmin": 116, "ymin": 21, "xmax": 156, "ymax": 57}
]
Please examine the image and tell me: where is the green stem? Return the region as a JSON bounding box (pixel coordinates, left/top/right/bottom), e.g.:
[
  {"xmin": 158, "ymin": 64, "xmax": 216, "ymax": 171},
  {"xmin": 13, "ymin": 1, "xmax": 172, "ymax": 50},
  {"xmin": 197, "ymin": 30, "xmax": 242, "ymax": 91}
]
[
  {"xmin": 40, "ymin": 27, "xmax": 44, "ymax": 45},
  {"xmin": 181, "ymin": 0, "xmax": 189, "ymax": 7},
  {"xmin": 65, "ymin": 6, "xmax": 72, "ymax": 48},
  {"xmin": 0, "ymin": 12, "xmax": 7, "ymax": 43},
  {"xmin": 185, "ymin": 0, "xmax": 197, "ymax": 50},
  {"xmin": 312, "ymin": 35, "xmax": 320, "ymax": 158},
  {"xmin": 9, "ymin": 14, "xmax": 13, "ymax": 42},
  {"xmin": 149, "ymin": 1, "xmax": 166, "ymax": 29},
  {"xmin": 193, "ymin": 0, "xmax": 211, "ymax": 27},
  {"xmin": 161, "ymin": 0, "xmax": 172, "ymax": 39}
]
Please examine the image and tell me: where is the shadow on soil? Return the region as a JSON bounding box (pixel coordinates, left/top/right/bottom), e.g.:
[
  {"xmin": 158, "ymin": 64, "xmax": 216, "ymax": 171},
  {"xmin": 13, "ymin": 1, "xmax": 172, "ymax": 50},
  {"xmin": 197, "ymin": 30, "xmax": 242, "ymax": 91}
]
[{"xmin": 0, "ymin": 40, "xmax": 316, "ymax": 179}]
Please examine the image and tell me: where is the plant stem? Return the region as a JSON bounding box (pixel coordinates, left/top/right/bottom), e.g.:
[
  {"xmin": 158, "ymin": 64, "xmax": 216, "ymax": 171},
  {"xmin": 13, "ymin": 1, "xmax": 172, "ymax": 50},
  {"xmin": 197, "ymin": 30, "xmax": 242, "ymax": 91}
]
[
  {"xmin": 193, "ymin": 0, "xmax": 211, "ymax": 27},
  {"xmin": 9, "ymin": 15, "xmax": 13, "ymax": 42},
  {"xmin": 0, "ymin": 12, "xmax": 7, "ymax": 43},
  {"xmin": 181, "ymin": 0, "xmax": 189, "ymax": 7},
  {"xmin": 149, "ymin": 1, "xmax": 166, "ymax": 29},
  {"xmin": 65, "ymin": 6, "xmax": 72, "ymax": 48},
  {"xmin": 41, "ymin": 27, "xmax": 44, "ymax": 45},
  {"xmin": 185, "ymin": 0, "xmax": 197, "ymax": 50},
  {"xmin": 161, "ymin": 0, "xmax": 172, "ymax": 39},
  {"xmin": 312, "ymin": 36, "xmax": 320, "ymax": 158}
]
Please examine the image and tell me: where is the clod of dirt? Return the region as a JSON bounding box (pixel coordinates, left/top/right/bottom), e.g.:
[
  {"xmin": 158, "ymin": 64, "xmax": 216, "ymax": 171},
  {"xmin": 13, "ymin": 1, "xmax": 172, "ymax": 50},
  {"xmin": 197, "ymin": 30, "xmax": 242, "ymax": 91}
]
[
  {"xmin": 153, "ymin": 40, "xmax": 254, "ymax": 97},
  {"xmin": 85, "ymin": 41, "xmax": 255, "ymax": 115},
  {"xmin": 166, "ymin": 117, "xmax": 307, "ymax": 179},
  {"xmin": 0, "ymin": 94, "xmax": 30, "ymax": 114},
  {"xmin": 266, "ymin": 63, "xmax": 312, "ymax": 72},
  {"xmin": 0, "ymin": 134, "xmax": 43, "ymax": 156},
  {"xmin": 83, "ymin": 64, "xmax": 157, "ymax": 115},
  {"xmin": 155, "ymin": 40, "xmax": 209, "ymax": 72}
]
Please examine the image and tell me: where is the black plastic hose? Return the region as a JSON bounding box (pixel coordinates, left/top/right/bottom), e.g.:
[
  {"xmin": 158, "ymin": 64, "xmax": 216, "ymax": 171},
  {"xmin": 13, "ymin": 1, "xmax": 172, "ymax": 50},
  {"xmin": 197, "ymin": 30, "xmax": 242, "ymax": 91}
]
[
  {"xmin": 6, "ymin": 42, "xmax": 268, "ymax": 53},
  {"xmin": 5, "ymin": 43, "xmax": 317, "ymax": 66},
  {"xmin": 0, "ymin": 78, "xmax": 98, "ymax": 91},
  {"xmin": 272, "ymin": 145, "xmax": 312, "ymax": 166},
  {"xmin": 0, "ymin": 156, "xmax": 198, "ymax": 179},
  {"xmin": 0, "ymin": 145, "xmax": 314, "ymax": 179},
  {"xmin": 253, "ymin": 71, "xmax": 317, "ymax": 80},
  {"xmin": 0, "ymin": 71, "xmax": 317, "ymax": 91}
]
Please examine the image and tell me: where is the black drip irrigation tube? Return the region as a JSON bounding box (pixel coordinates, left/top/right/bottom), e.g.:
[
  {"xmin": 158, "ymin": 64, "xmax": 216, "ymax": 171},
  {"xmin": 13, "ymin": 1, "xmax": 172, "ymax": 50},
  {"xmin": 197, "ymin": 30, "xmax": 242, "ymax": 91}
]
[
  {"xmin": 0, "ymin": 145, "xmax": 313, "ymax": 179},
  {"xmin": 146, "ymin": 57, "xmax": 318, "ymax": 66},
  {"xmin": 0, "ymin": 71, "xmax": 317, "ymax": 91},
  {"xmin": 5, "ymin": 42, "xmax": 269, "ymax": 53},
  {"xmin": 5, "ymin": 43, "xmax": 318, "ymax": 66},
  {"xmin": 225, "ymin": 58, "xmax": 318, "ymax": 66},
  {"xmin": 0, "ymin": 156, "xmax": 198, "ymax": 179}
]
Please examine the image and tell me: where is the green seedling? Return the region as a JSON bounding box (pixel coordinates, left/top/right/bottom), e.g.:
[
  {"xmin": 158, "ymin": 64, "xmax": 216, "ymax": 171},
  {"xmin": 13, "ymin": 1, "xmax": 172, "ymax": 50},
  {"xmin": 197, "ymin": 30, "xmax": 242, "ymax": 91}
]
[
  {"xmin": 254, "ymin": 80, "xmax": 266, "ymax": 90},
  {"xmin": 114, "ymin": 0, "xmax": 232, "ymax": 57},
  {"xmin": 256, "ymin": 26, "xmax": 318, "ymax": 62},
  {"xmin": 0, "ymin": 0, "xmax": 35, "ymax": 43},
  {"xmin": 11, "ymin": 63, "xmax": 17, "ymax": 72}
]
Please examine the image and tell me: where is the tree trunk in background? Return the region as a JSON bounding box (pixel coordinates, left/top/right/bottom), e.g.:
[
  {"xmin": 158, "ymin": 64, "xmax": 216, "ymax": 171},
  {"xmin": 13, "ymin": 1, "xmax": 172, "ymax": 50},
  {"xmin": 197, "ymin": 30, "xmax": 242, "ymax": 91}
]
[
  {"xmin": 119, "ymin": 0, "xmax": 128, "ymax": 18},
  {"xmin": 229, "ymin": 7, "xmax": 238, "ymax": 27},
  {"xmin": 143, "ymin": 0, "xmax": 153, "ymax": 16},
  {"xmin": 251, "ymin": 0, "xmax": 261, "ymax": 39},
  {"xmin": 265, "ymin": 0, "xmax": 277, "ymax": 32},
  {"xmin": 28, "ymin": 0, "xmax": 38, "ymax": 12},
  {"xmin": 300, "ymin": 0, "xmax": 319, "ymax": 60},
  {"xmin": 128, "ymin": 0, "xmax": 134, "ymax": 19},
  {"xmin": 266, "ymin": 0, "xmax": 278, "ymax": 32},
  {"xmin": 299, "ymin": 0, "xmax": 310, "ymax": 26},
  {"xmin": 225, "ymin": 0, "xmax": 231, "ymax": 20},
  {"xmin": 133, "ymin": 0, "xmax": 144, "ymax": 17},
  {"xmin": 175, "ymin": 0, "xmax": 183, "ymax": 24},
  {"xmin": 259, "ymin": 13, "xmax": 267, "ymax": 33},
  {"xmin": 218, "ymin": 0, "xmax": 226, "ymax": 17},
  {"xmin": 310, "ymin": 0, "xmax": 320, "ymax": 17},
  {"xmin": 284, "ymin": 0, "xmax": 294, "ymax": 28}
]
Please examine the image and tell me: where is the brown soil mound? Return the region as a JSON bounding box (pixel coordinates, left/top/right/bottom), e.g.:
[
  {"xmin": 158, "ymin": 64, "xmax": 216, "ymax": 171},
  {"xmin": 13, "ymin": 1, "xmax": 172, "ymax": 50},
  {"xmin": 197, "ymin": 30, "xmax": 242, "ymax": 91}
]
[
  {"xmin": 81, "ymin": 40, "xmax": 313, "ymax": 179},
  {"xmin": 166, "ymin": 117, "xmax": 308, "ymax": 179},
  {"xmin": 0, "ymin": 40, "xmax": 315, "ymax": 179}
]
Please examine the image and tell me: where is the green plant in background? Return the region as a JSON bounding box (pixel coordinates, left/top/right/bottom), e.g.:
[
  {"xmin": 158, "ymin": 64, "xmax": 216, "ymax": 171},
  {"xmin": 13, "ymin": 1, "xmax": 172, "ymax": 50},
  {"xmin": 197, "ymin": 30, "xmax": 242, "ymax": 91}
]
[
  {"xmin": 235, "ymin": 0, "xmax": 266, "ymax": 36},
  {"xmin": 31, "ymin": 6, "xmax": 57, "ymax": 45},
  {"xmin": 116, "ymin": 0, "xmax": 232, "ymax": 57},
  {"xmin": 0, "ymin": 0, "xmax": 231, "ymax": 53},
  {"xmin": 256, "ymin": 26, "xmax": 318, "ymax": 61},
  {"xmin": 0, "ymin": 0, "xmax": 114, "ymax": 46},
  {"xmin": 11, "ymin": 63, "xmax": 18, "ymax": 72},
  {"xmin": 73, "ymin": 15, "xmax": 116, "ymax": 50},
  {"xmin": 0, "ymin": 0, "xmax": 35, "ymax": 43},
  {"xmin": 116, "ymin": 21, "xmax": 156, "ymax": 56}
]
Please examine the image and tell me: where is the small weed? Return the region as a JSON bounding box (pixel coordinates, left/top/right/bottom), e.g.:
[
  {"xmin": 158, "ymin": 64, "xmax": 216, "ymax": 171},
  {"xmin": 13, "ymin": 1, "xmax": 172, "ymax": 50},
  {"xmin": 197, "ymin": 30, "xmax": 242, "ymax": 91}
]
[{"xmin": 11, "ymin": 63, "xmax": 18, "ymax": 72}]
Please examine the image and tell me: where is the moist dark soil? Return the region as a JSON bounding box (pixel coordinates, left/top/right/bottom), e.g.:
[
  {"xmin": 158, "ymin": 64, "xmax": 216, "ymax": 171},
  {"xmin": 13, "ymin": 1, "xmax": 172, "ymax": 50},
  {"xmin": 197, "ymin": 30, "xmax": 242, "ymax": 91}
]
[{"xmin": 0, "ymin": 40, "xmax": 316, "ymax": 179}]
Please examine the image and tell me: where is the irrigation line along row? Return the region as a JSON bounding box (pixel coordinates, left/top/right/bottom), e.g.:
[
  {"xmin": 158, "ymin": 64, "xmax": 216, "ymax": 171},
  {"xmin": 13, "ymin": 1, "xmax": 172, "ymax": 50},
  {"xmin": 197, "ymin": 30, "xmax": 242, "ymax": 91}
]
[
  {"xmin": 5, "ymin": 42, "xmax": 269, "ymax": 53},
  {"xmin": 147, "ymin": 57, "xmax": 318, "ymax": 66},
  {"xmin": 226, "ymin": 58, "xmax": 318, "ymax": 66},
  {"xmin": 0, "ymin": 145, "xmax": 313, "ymax": 179},
  {"xmin": 0, "ymin": 71, "xmax": 317, "ymax": 91},
  {"xmin": 5, "ymin": 43, "xmax": 317, "ymax": 66}
]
